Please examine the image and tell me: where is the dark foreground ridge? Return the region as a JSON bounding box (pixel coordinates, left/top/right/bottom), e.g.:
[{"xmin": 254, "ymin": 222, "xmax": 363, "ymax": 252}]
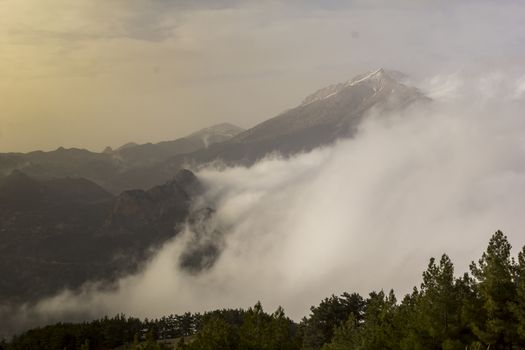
[
  {"xmin": 4, "ymin": 231, "xmax": 525, "ymax": 350},
  {"xmin": 0, "ymin": 169, "xmax": 202, "ymax": 306}
]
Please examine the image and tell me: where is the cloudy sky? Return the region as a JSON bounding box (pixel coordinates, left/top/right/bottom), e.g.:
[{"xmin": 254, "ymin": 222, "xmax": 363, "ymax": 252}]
[{"xmin": 1, "ymin": 0, "xmax": 524, "ymax": 152}]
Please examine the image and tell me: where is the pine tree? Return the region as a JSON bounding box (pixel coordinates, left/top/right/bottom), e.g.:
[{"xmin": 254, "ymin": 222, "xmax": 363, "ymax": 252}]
[
  {"xmin": 80, "ymin": 339, "xmax": 90, "ymax": 350},
  {"xmin": 187, "ymin": 316, "xmax": 235, "ymax": 350},
  {"xmin": 469, "ymin": 230, "xmax": 518, "ymax": 349},
  {"xmin": 177, "ymin": 337, "xmax": 188, "ymax": 350},
  {"xmin": 301, "ymin": 293, "xmax": 365, "ymax": 350},
  {"xmin": 396, "ymin": 288, "xmax": 421, "ymax": 350},
  {"xmin": 321, "ymin": 313, "xmax": 361, "ymax": 350},
  {"xmin": 239, "ymin": 301, "xmax": 269, "ymax": 350},
  {"xmin": 510, "ymin": 246, "xmax": 525, "ymax": 346},
  {"xmin": 358, "ymin": 290, "xmax": 399, "ymax": 350},
  {"xmin": 412, "ymin": 254, "xmax": 465, "ymax": 349},
  {"xmin": 144, "ymin": 330, "xmax": 161, "ymax": 350}
]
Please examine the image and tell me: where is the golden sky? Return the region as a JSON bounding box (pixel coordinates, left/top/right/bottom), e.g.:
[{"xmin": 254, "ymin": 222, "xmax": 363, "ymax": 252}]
[{"xmin": 1, "ymin": 0, "xmax": 524, "ymax": 152}]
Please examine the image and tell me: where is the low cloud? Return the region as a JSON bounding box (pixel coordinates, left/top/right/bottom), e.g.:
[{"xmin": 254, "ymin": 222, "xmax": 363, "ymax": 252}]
[{"xmin": 5, "ymin": 71, "xmax": 525, "ymax": 337}]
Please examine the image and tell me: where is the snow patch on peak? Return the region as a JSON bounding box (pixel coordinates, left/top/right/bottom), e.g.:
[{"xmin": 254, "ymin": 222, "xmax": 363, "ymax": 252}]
[
  {"xmin": 301, "ymin": 68, "xmax": 404, "ymax": 106},
  {"xmin": 347, "ymin": 68, "xmax": 387, "ymax": 86},
  {"xmin": 345, "ymin": 68, "xmax": 408, "ymax": 87}
]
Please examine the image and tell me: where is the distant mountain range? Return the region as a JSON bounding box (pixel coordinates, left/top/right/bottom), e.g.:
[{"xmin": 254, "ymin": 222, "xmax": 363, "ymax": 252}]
[
  {"xmin": 0, "ymin": 123, "xmax": 244, "ymax": 194},
  {"xmin": 0, "ymin": 69, "xmax": 431, "ymax": 306},
  {"xmin": 107, "ymin": 122, "xmax": 245, "ymax": 168}
]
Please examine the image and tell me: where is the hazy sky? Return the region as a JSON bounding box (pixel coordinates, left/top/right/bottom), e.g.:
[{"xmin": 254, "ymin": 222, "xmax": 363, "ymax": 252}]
[{"xmin": 1, "ymin": 0, "xmax": 524, "ymax": 152}]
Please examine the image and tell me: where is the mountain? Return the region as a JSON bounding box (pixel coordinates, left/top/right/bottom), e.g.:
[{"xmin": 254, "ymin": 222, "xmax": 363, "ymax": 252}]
[
  {"xmin": 187, "ymin": 122, "xmax": 246, "ymax": 147},
  {"xmin": 0, "ymin": 147, "xmax": 121, "ymax": 189},
  {"xmin": 0, "ymin": 68, "xmax": 430, "ymax": 322},
  {"xmin": 103, "ymin": 169, "xmax": 202, "ymax": 237},
  {"xmin": 0, "ymin": 123, "xmax": 244, "ymax": 194},
  {"xmin": 223, "ymin": 68, "xmax": 427, "ymax": 158},
  {"xmin": 0, "ymin": 169, "xmax": 201, "ymax": 304},
  {"xmin": 0, "ymin": 70, "xmax": 427, "ymax": 193},
  {"xmin": 116, "ymin": 142, "xmax": 139, "ymax": 151},
  {"xmin": 111, "ymin": 123, "xmax": 245, "ymax": 168},
  {"xmin": 107, "ymin": 69, "xmax": 430, "ymax": 190},
  {"xmin": 0, "ymin": 171, "xmax": 114, "ymax": 302},
  {"xmin": 0, "ymin": 169, "xmax": 112, "ymax": 212},
  {"xmin": 232, "ymin": 68, "xmax": 423, "ymax": 148}
]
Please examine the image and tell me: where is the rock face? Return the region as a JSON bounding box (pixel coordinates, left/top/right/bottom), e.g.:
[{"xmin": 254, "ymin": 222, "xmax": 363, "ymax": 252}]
[
  {"xmin": 104, "ymin": 169, "xmax": 201, "ymax": 235},
  {"xmin": 0, "ymin": 169, "xmax": 201, "ymax": 304},
  {"xmin": 179, "ymin": 207, "xmax": 223, "ymax": 274}
]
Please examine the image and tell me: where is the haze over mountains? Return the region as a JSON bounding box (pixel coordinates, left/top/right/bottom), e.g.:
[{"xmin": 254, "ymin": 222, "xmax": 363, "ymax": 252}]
[
  {"xmin": 2, "ymin": 0, "xmax": 525, "ymax": 346},
  {"xmin": 0, "ymin": 69, "xmax": 428, "ymax": 194},
  {"xmin": 2, "ymin": 63, "xmax": 525, "ymax": 343},
  {"xmin": 0, "ymin": 123, "xmax": 244, "ymax": 194},
  {"xmin": 116, "ymin": 69, "xmax": 429, "ymax": 191},
  {"xmin": 5, "ymin": 69, "xmax": 492, "ymax": 340},
  {"xmin": 0, "ymin": 69, "xmax": 427, "ymax": 317},
  {"xmin": 107, "ymin": 123, "xmax": 245, "ymax": 168}
]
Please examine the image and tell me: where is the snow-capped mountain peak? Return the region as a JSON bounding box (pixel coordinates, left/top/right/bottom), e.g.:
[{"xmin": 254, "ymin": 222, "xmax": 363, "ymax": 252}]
[{"xmin": 301, "ymin": 68, "xmax": 404, "ymax": 106}]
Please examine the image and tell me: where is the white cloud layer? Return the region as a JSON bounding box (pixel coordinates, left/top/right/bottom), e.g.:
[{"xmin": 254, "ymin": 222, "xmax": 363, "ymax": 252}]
[{"xmin": 8, "ymin": 72, "xmax": 525, "ymax": 333}]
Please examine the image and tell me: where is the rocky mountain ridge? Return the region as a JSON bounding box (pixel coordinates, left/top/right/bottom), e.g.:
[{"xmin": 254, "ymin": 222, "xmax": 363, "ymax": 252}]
[
  {"xmin": 0, "ymin": 169, "xmax": 201, "ymax": 303},
  {"xmin": 0, "ymin": 123, "xmax": 244, "ymax": 194}
]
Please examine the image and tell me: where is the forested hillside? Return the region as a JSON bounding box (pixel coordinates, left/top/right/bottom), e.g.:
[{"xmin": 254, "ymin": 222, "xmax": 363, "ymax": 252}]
[{"xmin": 4, "ymin": 230, "xmax": 525, "ymax": 350}]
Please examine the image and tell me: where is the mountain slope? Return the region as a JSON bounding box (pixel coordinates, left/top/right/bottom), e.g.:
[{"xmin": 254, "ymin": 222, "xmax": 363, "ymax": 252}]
[
  {"xmin": 0, "ymin": 170, "xmax": 201, "ymax": 303},
  {"xmin": 0, "ymin": 70, "xmax": 426, "ymax": 193},
  {"xmin": 108, "ymin": 69, "xmax": 430, "ymax": 190},
  {"xmin": 112, "ymin": 123, "xmax": 245, "ymax": 168},
  {"xmin": 0, "ymin": 123, "xmax": 244, "ymax": 193},
  {"xmin": 233, "ymin": 69, "xmax": 424, "ymax": 147}
]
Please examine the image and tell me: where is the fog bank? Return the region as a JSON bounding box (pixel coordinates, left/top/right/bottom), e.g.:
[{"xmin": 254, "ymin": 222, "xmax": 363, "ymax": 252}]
[{"xmin": 7, "ymin": 71, "xmax": 525, "ymax": 335}]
